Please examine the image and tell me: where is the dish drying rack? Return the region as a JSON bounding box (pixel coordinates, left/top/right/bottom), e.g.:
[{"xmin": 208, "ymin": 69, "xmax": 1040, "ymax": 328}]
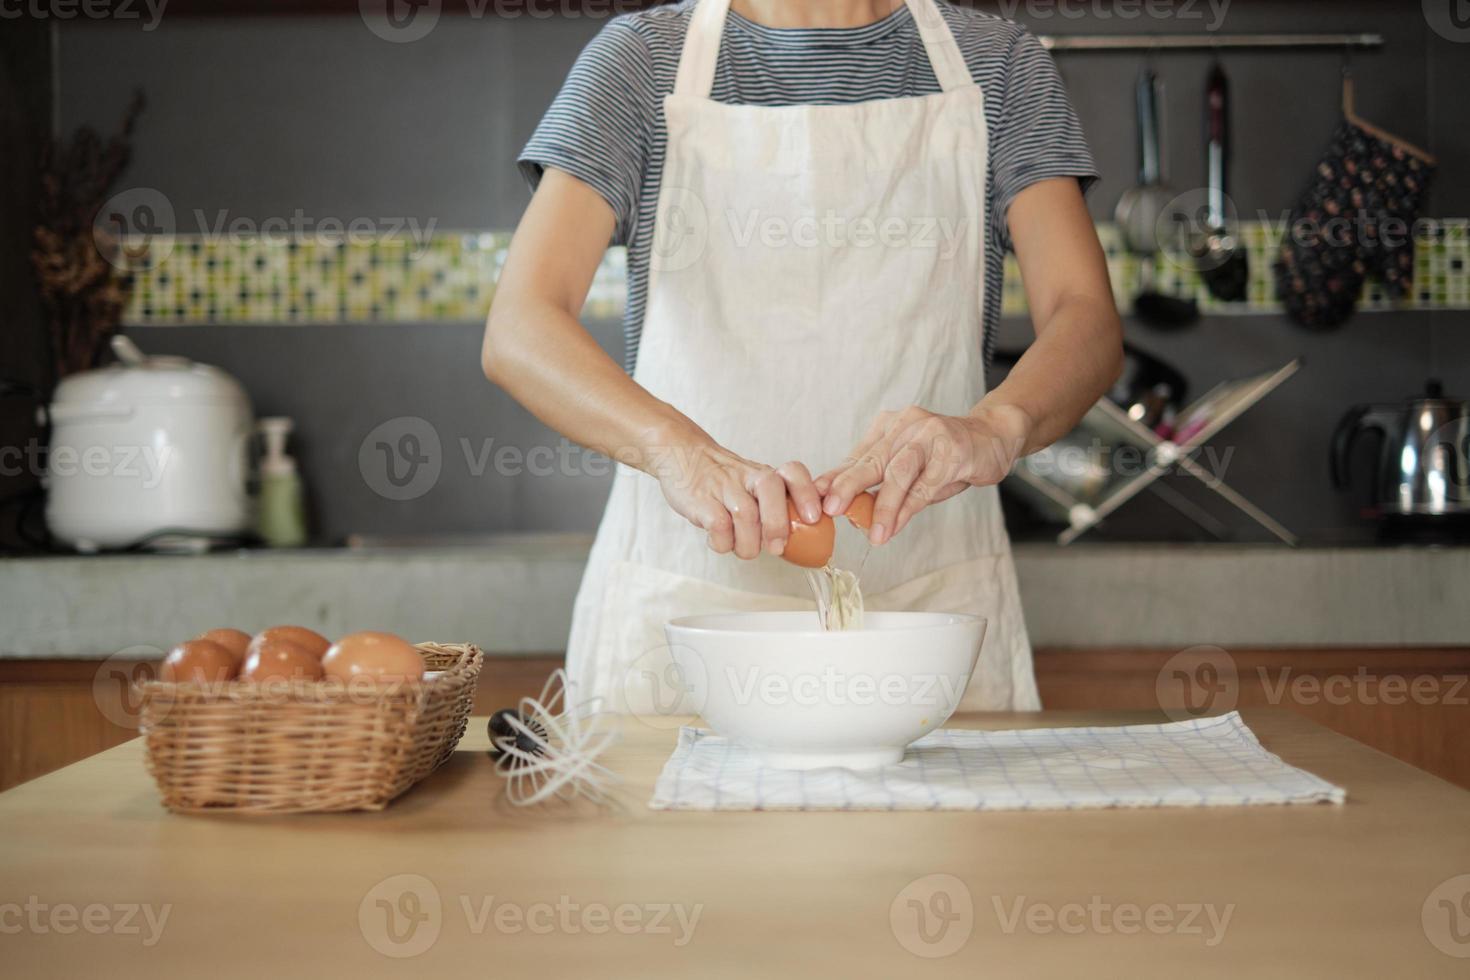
[{"xmin": 1006, "ymin": 359, "xmax": 1301, "ymax": 545}]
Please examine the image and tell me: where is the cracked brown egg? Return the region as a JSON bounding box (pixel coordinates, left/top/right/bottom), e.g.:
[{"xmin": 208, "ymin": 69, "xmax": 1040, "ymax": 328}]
[{"xmin": 782, "ymin": 491, "xmax": 879, "ymax": 569}]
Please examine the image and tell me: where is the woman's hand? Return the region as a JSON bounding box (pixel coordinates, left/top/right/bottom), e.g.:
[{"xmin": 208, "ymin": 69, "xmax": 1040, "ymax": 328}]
[
  {"xmin": 815, "ymin": 180, "xmax": 1124, "ymax": 547},
  {"xmin": 816, "ymin": 403, "xmax": 1033, "ymax": 546},
  {"xmin": 483, "ymin": 171, "xmax": 821, "ymax": 561},
  {"xmin": 649, "ymin": 437, "xmax": 823, "ymax": 560}
]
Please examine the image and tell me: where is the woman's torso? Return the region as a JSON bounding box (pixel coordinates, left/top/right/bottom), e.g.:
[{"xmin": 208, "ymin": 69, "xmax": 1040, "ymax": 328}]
[{"xmin": 518, "ymin": 0, "xmax": 1094, "ymax": 374}]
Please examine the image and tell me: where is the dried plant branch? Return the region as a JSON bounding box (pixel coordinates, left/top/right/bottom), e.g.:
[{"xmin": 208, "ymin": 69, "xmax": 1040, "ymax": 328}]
[{"xmin": 31, "ymin": 91, "xmax": 146, "ymax": 382}]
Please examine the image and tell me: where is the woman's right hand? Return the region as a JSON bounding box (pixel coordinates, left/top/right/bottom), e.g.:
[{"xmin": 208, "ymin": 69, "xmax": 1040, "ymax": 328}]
[
  {"xmin": 648, "ymin": 440, "xmax": 822, "ymax": 560},
  {"xmin": 483, "ymin": 173, "xmax": 819, "ymax": 560}
]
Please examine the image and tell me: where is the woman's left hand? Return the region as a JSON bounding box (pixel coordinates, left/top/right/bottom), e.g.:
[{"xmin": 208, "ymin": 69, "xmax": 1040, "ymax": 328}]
[{"xmin": 815, "ymin": 403, "xmax": 1033, "ymax": 546}]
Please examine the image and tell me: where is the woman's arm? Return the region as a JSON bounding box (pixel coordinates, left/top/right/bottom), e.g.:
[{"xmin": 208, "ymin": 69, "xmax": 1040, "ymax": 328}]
[
  {"xmin": 980, "ymin": 175, "xmax": 1125, "ymax": 453},
  {"xmin": 818, "ymin": 177, "xmax": 1123, "ymax": 544},
  {"xmin": 482, "ymin": 168, "xmax": 823, "ymax": 559},
  {"xmin": 482, "ymin": 169, "xmax": 686, "ymax": 471}
]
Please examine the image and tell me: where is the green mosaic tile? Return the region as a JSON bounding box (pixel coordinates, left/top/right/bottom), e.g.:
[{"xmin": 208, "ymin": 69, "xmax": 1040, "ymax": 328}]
[{"xmin": 118, "ymin": 221, "xmax": 1470, "ymax": 327}]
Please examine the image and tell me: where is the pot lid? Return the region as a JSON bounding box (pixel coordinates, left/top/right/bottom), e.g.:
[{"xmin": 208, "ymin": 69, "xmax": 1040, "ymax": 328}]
[
  {"xmin": 1411, "ymin": 379, "xmax": 1466, "ymax": 407},
  {"xmin": 51, "ymin": 357, "xmax": 250, "ymax": 410}
]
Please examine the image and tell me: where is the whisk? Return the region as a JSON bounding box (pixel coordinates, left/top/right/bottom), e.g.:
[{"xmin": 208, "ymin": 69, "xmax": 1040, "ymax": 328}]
[{"xmin": 488, "ymin": 669, "xmax": 619, "ymax": 806}]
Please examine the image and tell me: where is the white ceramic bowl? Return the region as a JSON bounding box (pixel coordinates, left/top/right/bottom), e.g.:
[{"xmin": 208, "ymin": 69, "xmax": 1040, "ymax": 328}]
[{"xmin": 663, "ymin": 611, "xmax": 986, "ymax": 771}]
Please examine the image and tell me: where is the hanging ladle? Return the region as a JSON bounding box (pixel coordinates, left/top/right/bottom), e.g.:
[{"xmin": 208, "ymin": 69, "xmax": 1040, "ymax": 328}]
[
  {"xmin": 1191, "ymin": 60, "xmax": 1249, "ymax": 302},
  {"xmin": 1116, "ymin": 65, "xmax": 1199, "ymax": 329}
]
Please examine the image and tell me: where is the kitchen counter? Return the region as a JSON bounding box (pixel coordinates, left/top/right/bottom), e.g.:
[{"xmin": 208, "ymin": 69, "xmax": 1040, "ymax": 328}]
[
  {"xmin": 2, "ymin": 538, "xmax": 1468, "ymax": 656},
  {"xmin": 1, "ymin": 709, "xmax": 1466, "ymax": 977}
]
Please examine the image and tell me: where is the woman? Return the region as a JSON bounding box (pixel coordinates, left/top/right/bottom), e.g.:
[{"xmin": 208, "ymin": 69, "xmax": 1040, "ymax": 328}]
[{"xmin": 484, "ymin": 0, "xmax": 1122, "ymax": 712}]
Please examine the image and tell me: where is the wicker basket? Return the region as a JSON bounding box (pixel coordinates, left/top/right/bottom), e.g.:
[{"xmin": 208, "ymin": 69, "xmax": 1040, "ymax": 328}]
[{"xmin": 136, "ymin": 642, "xmax": 483, "ymax": 814}]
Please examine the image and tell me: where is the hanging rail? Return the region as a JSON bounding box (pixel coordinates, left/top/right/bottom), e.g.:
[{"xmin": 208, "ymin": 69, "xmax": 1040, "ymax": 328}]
[{"xmin": 1039, "ymin": 32, "xmax": 1384, "ymax": 52}]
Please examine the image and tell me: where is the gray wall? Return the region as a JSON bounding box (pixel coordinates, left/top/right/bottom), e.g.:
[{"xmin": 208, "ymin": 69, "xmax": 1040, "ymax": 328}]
[{"xmin": 45, "ymin": 1, "xmax": 1470, "ymax": 545}]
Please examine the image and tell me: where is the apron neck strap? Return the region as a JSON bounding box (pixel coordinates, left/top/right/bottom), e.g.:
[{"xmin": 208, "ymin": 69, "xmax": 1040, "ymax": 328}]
[
  {"xmin": 905, "ymin": 0, "xmax": 973, "ymax": 92},
  {"xmin": 673, "ymin": 0, "xmax": 975, "ymax": 99}
]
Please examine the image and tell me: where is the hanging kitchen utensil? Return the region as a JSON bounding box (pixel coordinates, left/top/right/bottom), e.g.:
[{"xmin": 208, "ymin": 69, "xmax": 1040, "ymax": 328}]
[
  {"xmin": 1115, "ymin": 66, "xmax": 1170, "ymax": 253},
  {"xmin": 1192, "ymin": 61, "xmax": 1249, "ymax": 302},
  {"xmin": 1114, "ymin": 65, "xmax": 1199, "ymax": 330}
]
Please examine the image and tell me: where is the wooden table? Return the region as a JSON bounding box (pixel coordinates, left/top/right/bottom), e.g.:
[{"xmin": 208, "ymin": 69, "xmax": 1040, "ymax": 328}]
[{"xmin": 2, "ymin": 710, "xmax": 1468, "ymax": 977}]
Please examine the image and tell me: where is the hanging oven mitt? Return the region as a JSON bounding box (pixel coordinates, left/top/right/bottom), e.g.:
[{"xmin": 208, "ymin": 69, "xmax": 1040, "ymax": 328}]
[{"xmin": 1274, "ymin": 118, "xmax": 1435, "ymax": 329}]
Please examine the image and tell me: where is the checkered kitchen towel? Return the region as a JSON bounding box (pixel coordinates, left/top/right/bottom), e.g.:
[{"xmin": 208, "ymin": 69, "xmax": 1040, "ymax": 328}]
[{"xmin": 649, "ymin": 712, "xmax": 1346, "ymax": 811}]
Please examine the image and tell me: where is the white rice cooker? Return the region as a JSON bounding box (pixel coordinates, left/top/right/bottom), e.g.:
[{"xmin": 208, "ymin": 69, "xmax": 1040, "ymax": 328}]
[{"xmin": 44, "ymin": 336, "xmax": 254, "ymax": 552}]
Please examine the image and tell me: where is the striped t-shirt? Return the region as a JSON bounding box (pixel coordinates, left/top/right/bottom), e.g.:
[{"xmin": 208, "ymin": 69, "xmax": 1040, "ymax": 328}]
[{"xmin": 519, "ymin": 0, "xmax": 1096, "ymax": 372}]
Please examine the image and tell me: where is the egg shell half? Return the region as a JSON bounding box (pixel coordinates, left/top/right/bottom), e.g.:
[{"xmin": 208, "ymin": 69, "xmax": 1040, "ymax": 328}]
[
  {"xmin": 845, "ymin": 492, "xmax": 877, "ymax": 530},
  {"xmin": 783, "ymin": 499, "xmax": 836, "ymax": 569}
]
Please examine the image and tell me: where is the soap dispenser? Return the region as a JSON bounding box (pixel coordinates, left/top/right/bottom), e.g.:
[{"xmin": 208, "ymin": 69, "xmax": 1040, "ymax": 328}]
[{"xmin": 256, "ymin": 417, "xmax": 307, "ymax": 548}]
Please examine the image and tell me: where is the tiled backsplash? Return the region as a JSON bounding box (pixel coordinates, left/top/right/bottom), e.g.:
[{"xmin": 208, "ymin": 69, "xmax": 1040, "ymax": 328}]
[
  {"xmin": 118, "ymin": 219, "xmax": 1468, "ymax": 326},
  {"xmin": 119, "ymin": 233, "xmax": 627, "ymax": 324}
]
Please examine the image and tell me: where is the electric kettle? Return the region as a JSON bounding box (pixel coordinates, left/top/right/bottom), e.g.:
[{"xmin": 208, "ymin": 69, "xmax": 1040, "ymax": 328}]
[
  {"xmin": 44, "ymin": 336, "xmax": 255, "ymax": 552},
  {"xmin": 1331, "ymin": 380, "xmax": 1470, "ymax": 517}
]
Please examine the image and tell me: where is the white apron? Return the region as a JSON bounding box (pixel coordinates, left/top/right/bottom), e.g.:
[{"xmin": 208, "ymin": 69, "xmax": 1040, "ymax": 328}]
[{"xmin": 567, "ymin": 0, "xmax": 1040, "ymax": 712}]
